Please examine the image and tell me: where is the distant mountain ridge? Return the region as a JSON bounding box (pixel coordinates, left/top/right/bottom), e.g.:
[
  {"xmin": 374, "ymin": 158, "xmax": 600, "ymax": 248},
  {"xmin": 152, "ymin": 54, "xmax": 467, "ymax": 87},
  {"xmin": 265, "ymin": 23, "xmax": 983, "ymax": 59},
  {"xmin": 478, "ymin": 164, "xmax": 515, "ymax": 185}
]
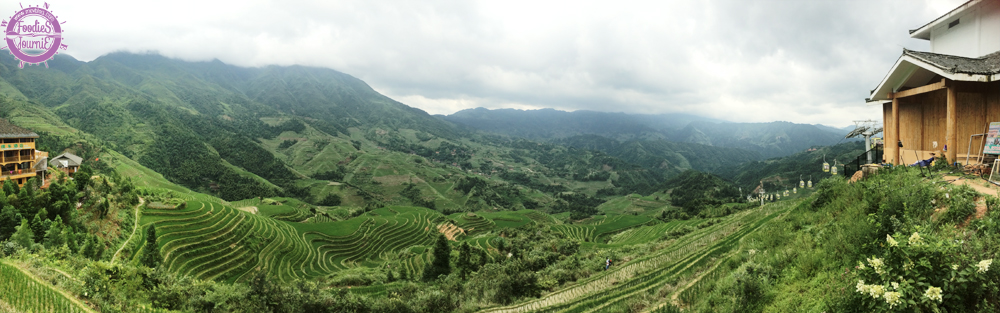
[{"xmin": 443, "ymin": 107, "xmax": 853, "ymax": 158}]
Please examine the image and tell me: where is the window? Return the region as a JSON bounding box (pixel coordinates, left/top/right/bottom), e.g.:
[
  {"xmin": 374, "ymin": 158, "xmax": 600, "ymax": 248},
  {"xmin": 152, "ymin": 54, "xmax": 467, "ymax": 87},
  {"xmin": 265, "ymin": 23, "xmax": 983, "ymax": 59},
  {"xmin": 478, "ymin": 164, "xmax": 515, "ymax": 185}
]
[{"xmin": 948, "ymin": 19, "xmax": 960, "ymax": 28}]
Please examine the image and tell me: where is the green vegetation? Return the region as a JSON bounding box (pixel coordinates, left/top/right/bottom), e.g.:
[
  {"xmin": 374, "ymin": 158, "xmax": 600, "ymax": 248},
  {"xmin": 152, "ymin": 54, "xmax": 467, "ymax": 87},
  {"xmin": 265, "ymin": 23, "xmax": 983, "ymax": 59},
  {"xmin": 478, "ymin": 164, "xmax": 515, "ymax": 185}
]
[
  {"xmin": 1, "ymin": 51, "xmax": 994, "ymax": 313},
  {"xmin": 0, "ymin": 261, "xmax": 92, "ymax": 313}
]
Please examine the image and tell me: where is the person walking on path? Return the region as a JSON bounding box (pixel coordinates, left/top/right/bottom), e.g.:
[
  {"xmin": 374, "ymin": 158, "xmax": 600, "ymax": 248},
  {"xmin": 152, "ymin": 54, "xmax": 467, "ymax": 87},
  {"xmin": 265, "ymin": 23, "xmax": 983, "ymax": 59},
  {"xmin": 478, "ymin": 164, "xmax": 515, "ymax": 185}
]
[{"xmin": 605, "ymin": 258, "xmax": 611, "ymax": 271}]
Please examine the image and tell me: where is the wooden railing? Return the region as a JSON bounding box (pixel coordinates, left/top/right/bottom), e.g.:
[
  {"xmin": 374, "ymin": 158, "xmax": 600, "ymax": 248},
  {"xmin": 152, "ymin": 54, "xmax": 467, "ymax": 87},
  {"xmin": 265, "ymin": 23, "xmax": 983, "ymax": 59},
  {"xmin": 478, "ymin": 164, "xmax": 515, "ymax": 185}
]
[
  {"xmin": 0, "ymin": 154, "xmax": 35, "ymax": 163},
  {"xmin": 0, "ymin": 168, "xmax": 34, "ymax": 180}
]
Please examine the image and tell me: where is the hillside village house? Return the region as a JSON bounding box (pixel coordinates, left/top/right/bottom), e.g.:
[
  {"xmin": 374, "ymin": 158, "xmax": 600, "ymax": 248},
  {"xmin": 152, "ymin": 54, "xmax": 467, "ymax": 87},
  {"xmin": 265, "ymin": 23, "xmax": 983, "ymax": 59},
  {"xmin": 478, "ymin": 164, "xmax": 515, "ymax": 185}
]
[
  {"xmin": 868, "ymin": 0, "xmax": 1000, "ymax": 165},
  {"xmin": 0, "ymin": 119, "xmax": 48, "ymax": 187},
  {"xmin": 50, "ymin": 152, "xmax": 82, "ymax": 177}
]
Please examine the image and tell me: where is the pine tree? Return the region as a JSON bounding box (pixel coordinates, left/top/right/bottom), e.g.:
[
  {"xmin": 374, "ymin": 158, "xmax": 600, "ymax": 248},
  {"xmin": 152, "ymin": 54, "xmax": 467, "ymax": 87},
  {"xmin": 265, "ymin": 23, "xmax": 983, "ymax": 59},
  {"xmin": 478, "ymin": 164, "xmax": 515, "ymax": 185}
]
[
  {"xmin": 94, "ymin": 238, "xmax": 106, "ymax": 260},
  {"xmin": 140, "ymin": 225, "xmax": 162, "ymax": 268},
  {"xmin": 30, "ymin": 213, "xmax": 45, "ymax": 243},
  {"xmin": 457, "ymin": 241, "xmax": 473, "ymax": 279},
  {"xmin": 10, "ymin": 219, "xmax": 33, "ymax": 249},
  {"xmin": 423, "ymin": 234, "xmax": 452, "ymax": 281},
  {"xmin": 79, "ymin": 235, "xmax": 94, "ymax": 259},
  {"xmin": 3, "ymin": 178, "xmax": 16, "ymax": 197},
  {"xmin": 478, "ymin": 248, "xmax": 489, "ymax": 268},
  {"xmin": 44, "ymin": 216, "xmax": 65, "ymax": 248},
  {"xmin": 64, "ymin": 228, "xmax": 78, "ymax": 253}
]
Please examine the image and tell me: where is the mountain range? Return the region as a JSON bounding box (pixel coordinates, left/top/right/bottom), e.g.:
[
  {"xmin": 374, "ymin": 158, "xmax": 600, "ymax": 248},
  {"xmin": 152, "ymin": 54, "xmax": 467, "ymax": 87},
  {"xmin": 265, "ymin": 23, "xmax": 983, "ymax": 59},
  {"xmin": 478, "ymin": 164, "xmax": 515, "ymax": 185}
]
[{"xmin": 443, "ymin": 107, "xmax": 855, "ymax": 158}]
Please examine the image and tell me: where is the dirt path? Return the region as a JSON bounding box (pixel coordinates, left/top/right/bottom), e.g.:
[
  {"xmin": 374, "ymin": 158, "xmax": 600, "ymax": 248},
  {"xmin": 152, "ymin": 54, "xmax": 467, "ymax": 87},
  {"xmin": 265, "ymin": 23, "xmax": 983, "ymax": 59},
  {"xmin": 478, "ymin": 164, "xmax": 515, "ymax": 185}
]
[
  {"xmin": 943, "ymin": 176, "xmax": 999, "ymax": 197},
  {"xmin": 2, "ymin": 261, "xmax": 95, "ymax": 313},
  {"xmin": 112, "ymin": 197, "xmax": 145, "ymax": 264}
]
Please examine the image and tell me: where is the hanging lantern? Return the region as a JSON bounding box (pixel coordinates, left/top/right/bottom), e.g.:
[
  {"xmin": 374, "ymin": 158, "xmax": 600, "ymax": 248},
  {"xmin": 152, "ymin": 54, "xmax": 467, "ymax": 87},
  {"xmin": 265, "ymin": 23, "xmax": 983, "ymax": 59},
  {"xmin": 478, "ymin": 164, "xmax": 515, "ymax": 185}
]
[
  {"xmin": 807, "ymin": 180, "xmax": 813, "ymax": 188},
  {"xmin": 831, "ymin": 165, "xmax": 838, "ymax": 175},
  {"xmin": 800, "ymin": 180, "xmax": 805, "ymax": 188},
  {"xmin": 793, "ymin": 187, "xmax": 797, "ymax": 194},
  {"xmin": 823, "ymin": 162, "xmax": 830, "ymax": 172}
]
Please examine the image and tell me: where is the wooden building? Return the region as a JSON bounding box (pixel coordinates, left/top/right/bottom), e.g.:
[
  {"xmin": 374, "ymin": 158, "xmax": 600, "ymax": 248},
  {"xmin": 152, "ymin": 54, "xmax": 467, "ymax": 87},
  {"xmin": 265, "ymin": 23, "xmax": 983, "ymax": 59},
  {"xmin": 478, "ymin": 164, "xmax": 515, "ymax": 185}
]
[
  {"xmin": 0, "ymin": 119, "xmax": 47, "ymax": 187},
  {"xmin": 50, "ymin": 153, "xmax": 82, "ymax": 177},
  {"xmin": 868, "ymin": 0, "xmax": 1000, "ymax": 165}
]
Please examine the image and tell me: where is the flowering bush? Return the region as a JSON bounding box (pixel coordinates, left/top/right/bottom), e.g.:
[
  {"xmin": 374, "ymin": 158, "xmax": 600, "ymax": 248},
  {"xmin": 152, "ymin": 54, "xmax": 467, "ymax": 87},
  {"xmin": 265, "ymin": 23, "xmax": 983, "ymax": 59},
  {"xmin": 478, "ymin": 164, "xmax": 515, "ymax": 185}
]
[{"xmin": 852, "ymin": 230, "xmax": 997, "ymax": 311}]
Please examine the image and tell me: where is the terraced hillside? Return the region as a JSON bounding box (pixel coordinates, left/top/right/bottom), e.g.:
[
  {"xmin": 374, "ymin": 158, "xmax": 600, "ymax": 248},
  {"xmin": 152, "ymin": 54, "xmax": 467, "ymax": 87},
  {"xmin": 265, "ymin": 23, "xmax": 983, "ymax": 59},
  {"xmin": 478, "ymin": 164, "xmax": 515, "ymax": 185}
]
[
  {"xmin": 0, "ymin": 262, "xmax": 94, "ymax": 313},
  {"xmin": 550, "ymin": 214, "xmax": 653, "ymax": 243},
  {"xmin": 478, "ymin": 202, "xmax": 792, "ymax": 313},
  {"xmin": 141, "ymin": 201, "xmax": 439, "ymax": 283}
]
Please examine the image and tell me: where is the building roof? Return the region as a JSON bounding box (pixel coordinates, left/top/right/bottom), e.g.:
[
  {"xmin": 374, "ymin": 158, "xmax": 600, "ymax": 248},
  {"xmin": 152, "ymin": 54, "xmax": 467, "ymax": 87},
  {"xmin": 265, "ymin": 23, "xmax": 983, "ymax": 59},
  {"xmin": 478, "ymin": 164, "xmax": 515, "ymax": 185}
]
[
  {"xmin": 909, "ymin": 0, "xmax": 981, "ymax": 40},
  {"xmin": 867, "ymin": 49, "xmax": 1000, "ymax": 102},
  {"xmin": 51, "ymin": 153, "xmax": 82, "ymax": 167},
  {"xmin": 0, "ymin": 119, "xmax": 39, "ymax": 139},
  {"xmin": 906, "ymin": 49, "xmax": 1000, "ymax": 75}
]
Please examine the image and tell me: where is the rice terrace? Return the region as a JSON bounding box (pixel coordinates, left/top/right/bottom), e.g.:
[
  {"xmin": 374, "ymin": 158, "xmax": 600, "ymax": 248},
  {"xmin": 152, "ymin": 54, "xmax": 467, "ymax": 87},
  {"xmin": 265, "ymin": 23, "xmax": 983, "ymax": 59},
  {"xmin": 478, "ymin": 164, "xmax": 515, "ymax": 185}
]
[{"xmin": 1, "ymin": 0, "xmax": 999, "ymax": 312}]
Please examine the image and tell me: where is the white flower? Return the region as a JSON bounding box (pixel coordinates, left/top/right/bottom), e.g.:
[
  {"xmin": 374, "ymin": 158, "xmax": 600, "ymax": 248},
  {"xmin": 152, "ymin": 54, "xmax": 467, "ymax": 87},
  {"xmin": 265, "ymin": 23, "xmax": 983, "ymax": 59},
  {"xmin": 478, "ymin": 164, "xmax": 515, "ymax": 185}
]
[
  {"xmin": 856, "ymin": 280, "xmax": 866, "ymax": 293},
  {"xmin": 887, "ymin": 234, "xmax": 899, "ymax": 247},
  {"xmin": 909, "ymin": 232, "xmax": 924, "ymax": 246},
  {"xmin": 868, "ymin": 257, "xmax": 886, "ymax": 275},
  {"xmin": 924, "ymin": 286, "xmax": 943, "ymax": 302},
  {"xmin": 857, "ymin": 261, "xmax": 866, "ymax": 270},
  {"xmin": 868, "ymin": 285, "xmax": 885, "ymax": 299},
  {"xmin": 976, "ymin": 259, "xmax": 992, "ymax": 273},
  {"xmin": 884, "ymin": 291, "xmax": 902, "ymax": 308},
  {"xmin": 891, "ymin": 282, "xmax": 899, "ymax": 290},
  {"xmin": 952, "ymin": 264, "xmax": 959, "ymax": 271}
]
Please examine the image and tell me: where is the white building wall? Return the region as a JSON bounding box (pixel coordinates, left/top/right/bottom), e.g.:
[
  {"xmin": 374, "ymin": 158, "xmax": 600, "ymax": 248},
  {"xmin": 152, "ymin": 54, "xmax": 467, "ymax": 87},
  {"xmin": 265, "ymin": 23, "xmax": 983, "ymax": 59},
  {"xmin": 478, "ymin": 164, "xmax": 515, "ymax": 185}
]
[
  {"xmin": 929, "ymin": 1, "xmax": 1000, "ymax": 58},
  {"xmin": 980, "ymin": 0, "xmax": 1000, "ymax": 56}
]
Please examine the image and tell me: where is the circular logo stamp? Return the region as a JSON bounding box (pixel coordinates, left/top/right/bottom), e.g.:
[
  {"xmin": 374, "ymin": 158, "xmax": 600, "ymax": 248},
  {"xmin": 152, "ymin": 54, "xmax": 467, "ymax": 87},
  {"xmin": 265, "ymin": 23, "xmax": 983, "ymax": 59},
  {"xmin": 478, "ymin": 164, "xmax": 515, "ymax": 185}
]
[{"xmin": 3, "ymin": 3, "xmax": 67, "ymax": 68}]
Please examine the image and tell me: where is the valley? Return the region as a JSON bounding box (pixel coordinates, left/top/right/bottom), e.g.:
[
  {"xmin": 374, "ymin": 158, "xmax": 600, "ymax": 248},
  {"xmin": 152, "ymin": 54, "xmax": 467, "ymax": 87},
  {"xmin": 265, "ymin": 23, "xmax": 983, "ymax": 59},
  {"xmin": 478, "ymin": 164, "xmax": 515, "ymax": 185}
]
[{"xmin": 0, "ymin": 51, "xmax": 996, "ymax": 313}]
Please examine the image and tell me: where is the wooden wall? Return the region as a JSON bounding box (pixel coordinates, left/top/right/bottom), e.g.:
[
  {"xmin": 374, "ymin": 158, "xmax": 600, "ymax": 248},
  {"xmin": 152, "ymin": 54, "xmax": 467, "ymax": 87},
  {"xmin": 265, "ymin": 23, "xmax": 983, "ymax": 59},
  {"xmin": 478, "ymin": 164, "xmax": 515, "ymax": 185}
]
[
  {"xmin": 885, "ymin": 81, "xmax": 1000, "ymax": 165},
  {"xmin": 883, "ymin": 102, "xmax": 896, "ymax": 163},
  {"xmin": 898, "ymin": 89, "xmax": 946, "ymax": 151}
]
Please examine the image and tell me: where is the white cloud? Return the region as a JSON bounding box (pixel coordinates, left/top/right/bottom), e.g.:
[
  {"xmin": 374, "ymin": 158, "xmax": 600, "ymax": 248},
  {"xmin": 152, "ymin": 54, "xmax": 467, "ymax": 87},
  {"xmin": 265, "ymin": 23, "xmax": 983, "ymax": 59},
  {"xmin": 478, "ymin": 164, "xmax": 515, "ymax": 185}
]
[{"xmin": 2, "ymin": 0, "xmax": 968, "ymax": 127}]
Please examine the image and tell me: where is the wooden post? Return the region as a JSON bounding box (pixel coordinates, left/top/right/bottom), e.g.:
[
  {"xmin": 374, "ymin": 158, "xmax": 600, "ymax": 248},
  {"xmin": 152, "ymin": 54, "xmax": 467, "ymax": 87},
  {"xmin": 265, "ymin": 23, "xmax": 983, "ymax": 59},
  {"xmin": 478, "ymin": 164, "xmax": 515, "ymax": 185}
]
[
  {"xmin": 892, "ymin": 96, "xmax": 900, "ymax": 164},
  {"xmin": 946, "ymin": 82, "xmax": 957, "ymax": 164}
]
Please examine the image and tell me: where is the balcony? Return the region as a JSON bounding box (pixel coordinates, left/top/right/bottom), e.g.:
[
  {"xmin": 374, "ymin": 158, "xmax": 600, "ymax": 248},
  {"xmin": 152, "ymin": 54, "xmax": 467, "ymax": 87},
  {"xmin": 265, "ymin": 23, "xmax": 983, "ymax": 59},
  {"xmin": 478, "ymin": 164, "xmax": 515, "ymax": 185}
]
[
  {"xmin": 0, "ymin": 154, "xmax": 35, "ymax": 164},
  {"xmin": 0, "ymin": 168, "xmax": 36, "ymax": 181}
]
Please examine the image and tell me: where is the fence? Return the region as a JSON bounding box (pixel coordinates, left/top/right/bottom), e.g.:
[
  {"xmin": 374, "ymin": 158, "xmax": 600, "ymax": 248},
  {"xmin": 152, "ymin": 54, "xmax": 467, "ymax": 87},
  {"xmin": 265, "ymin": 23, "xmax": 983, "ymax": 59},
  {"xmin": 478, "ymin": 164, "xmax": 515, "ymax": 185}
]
[{"xmin": 843, "ymin": 145, "xmax": 884, "ymax": 175}]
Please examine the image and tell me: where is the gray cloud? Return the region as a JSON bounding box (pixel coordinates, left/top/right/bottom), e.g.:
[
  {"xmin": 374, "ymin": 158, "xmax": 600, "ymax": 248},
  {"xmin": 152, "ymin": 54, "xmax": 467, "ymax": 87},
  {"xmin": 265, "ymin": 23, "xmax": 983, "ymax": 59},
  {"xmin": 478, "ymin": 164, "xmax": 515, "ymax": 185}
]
[{"xmin": 7, "ymin": 0, "xmax": 963, "ymax": 127}]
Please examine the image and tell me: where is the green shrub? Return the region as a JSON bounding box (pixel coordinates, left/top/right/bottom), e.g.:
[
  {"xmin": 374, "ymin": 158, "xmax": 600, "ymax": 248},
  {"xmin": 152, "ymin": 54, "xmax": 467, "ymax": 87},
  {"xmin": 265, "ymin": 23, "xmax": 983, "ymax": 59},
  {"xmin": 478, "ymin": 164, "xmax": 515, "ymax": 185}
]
[{"xmin": 942, "ymin": 185, "xmax": 977, "ymax": 224}]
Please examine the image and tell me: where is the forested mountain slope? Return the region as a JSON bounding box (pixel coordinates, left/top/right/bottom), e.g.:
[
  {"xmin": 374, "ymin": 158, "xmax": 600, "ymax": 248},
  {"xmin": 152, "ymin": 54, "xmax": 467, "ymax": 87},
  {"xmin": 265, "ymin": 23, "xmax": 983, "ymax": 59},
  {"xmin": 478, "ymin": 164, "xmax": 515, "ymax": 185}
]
[{"xmin": 443, "ymin": 107, "xmax": 851, "ymax": 158}]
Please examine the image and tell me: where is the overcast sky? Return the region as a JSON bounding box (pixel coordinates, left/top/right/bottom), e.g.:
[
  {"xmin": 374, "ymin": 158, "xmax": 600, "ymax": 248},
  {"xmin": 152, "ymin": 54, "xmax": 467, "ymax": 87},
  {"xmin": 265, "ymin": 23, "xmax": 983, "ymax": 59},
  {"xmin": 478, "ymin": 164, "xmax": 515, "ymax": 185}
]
[{"xmin": 5, "ymin": 0, "xmax": 966, "ymax": 127}]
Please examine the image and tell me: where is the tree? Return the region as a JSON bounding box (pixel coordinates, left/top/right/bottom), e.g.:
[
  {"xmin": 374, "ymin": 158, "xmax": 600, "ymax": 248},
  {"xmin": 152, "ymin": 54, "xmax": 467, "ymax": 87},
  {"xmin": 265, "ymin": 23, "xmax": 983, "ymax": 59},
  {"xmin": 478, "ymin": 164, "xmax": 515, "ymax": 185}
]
[
  {"xmin": 457, "ymin": 241, "xmax": 473, "ymax": 279},
  {"xmin": 0, "ymin": 205, "xmax": 16, "ymax": 241},
  {"xmin": 141, "ymin": 225, "xmax": 163, "ymax": 268},
  {"xmin": 79, "ymin": 235, "xmax": 94, "ymax": 259},
  {"xmin": 317, "ymin": 194, "xmax": 342, "ymax": 206},
  {"xmin": 10, "ymin": 219, "xmax": 33, "ymax": 249},
  {"xmin": 30, "ymin": 212, "xmax": 46, "ymax": 243},
  {"xmin": 44, "ymin": 216, "xmax": 65, "ymax": 248},
  {"xmin": 63, "ymin": 228, "xmax": 78, "ymax": 253},
  {"xmin": 423, "ymin": 234, "xmax": 452, "ymax": 281}
]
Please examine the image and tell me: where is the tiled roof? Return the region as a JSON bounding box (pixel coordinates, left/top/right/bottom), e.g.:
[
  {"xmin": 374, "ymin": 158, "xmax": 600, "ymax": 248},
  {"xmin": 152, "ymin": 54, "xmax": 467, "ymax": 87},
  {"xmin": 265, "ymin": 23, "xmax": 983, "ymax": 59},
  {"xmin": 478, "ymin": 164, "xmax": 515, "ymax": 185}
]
[
  {"xmin": 0, "ymin": 119, "xmax": 38, "ymax": 139},
  {"xmin": 904, "ymin": 49, "xmax": 1000, "ymax": 76},
  {"xmin": 51, "ymin": 153, "xmax": 83, "ymax": 166}
]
